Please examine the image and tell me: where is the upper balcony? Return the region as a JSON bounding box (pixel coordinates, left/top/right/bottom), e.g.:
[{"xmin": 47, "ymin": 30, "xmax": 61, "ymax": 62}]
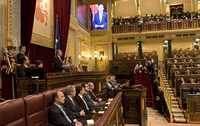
[{"xmin": 112, "ymin": 15, "xmax": 200, "ymax": 34}]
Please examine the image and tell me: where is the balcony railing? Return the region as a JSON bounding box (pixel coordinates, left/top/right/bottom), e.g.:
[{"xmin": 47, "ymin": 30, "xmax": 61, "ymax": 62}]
[{"xmin": 112, "ymin": 19, "xmax": 200, "ymax": 33}]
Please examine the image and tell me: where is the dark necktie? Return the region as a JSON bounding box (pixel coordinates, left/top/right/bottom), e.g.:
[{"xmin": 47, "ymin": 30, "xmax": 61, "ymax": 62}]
[{"xmin": 80, "ymin": 95, "xmax": 89, "ymax": 110}]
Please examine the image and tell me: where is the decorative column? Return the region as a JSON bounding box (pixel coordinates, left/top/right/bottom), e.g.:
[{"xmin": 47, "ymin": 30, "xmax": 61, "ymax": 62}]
[
  {"xmin": 135, "ymin": 0, "xmax": 141, "ymax": 16},
  {"xmin": 137, "ymin": 41, "xmax": 143, "ymax": 59},
  {"xmin": 167, "ymin": 39, "xmax": 172, "ymax": 58},
  {"xmin": 112, "ymin": 42, "xmax": 115, "ymax": 60},
  {"xmin": 7, "ymin": 0, "xmax": 21, "ymax": 47},
  {"xmin": 108, "ymin": 0, "xmax": 113, "ymax": 31},
  {"xmin": 0, "ymin": 0, "xmax": 7, "ymax": 91},
  {"xmin": 112, "ymin": 1, "xmax": 116, "ymax": 18},
  {"xmin": 0, "ymin": 0, "xmax": 6, "ymax": 52},
  {"xmin": 165, "ymin": 1, "xmax": 170, "ymax": 15},
  {"xmin": 75, "ymin": 33, "xmax": 81, "ymax": 65},
  {"xmin": 160, "ymin": 0, "xmax": 165, "ymax": 14}
]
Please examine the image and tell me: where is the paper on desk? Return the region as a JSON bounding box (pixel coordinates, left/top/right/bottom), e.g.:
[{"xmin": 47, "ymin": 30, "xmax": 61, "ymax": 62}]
[
  {"xmin": 98, "ymin": 111, "xmax": 104, "ymax": 114},
  {"xmin": 87, "ymin": 119, "xmax": 94, "ymax": 126}
]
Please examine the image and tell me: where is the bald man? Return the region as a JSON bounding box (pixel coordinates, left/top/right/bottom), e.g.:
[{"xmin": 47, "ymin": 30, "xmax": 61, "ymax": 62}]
[{"xmin": 48, "ymin": 90, "xmax": 82, "ymax": 126}]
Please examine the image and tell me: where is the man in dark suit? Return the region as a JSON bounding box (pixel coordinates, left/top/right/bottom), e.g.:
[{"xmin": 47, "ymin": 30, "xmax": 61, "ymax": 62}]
[
  {"xmin": 64, "ymin": 85, "xmax": 88, "ymax": 124},
  {"xmin": 88, "ymin": 82, "xmax": 102, "ymax": 102},
  {"xmin": 17, "ymin": 56, "xmax": 30, "ymax": 78},
  {"xmin": 75, "ymin": 85, "xmax": 93, "ymax": 119},
  {"xmin": 93, "ymin": 4, "xmax": 108, "ymax": 30},
  {"xmin": 105, "ymin": 75, "xmax": 116, "ymax": 98},
  {"xmin": 48, "ymin": 90, "xmax": 82, "ymax": 126},
  {"xmin": 82, "ymin": 83, "xmax": 98, "ymax": 109},
  {"xmin": 52, "ymin": 50, "xmax": 64, "ymax": 72},
  {"xmin": 84, "ymin": 83, "xmax": 105, "ymax": 108},
  {"xmin": 110, "ymin": 75, "xmax": 121, "ymax": 89},
  {"xmin": 16, "ymin": 45, "xmax": 27, "ymax": 64}
]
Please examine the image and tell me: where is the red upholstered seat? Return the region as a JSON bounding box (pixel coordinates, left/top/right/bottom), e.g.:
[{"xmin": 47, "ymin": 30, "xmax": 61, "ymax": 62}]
[
  {"xmin": 24, "ymin": 93, "xmax": 47, "ymax": 126},
  {"xmin": 0, "ymin": 98, "xmax": 26, "ymax": 126},
  {"xmin": 43, "ymin": 89, "xmax": 57, "ymax": 108}
]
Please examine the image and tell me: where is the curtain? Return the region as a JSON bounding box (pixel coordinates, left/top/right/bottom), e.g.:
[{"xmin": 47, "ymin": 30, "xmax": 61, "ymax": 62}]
[
  {"xmin": 21, "ymin": 0, "xmax": 36, "ymax": 49},
  {"xmin": 54, "ymin": 0, "xmax": 71, "ymax": 55},
  {"xmin": 29, "ymin": 44, "xmax": 54, "ymax": 72},
  {"xmin": 21, "ymin": 0, "xmax": 71, "ymax": 72}
]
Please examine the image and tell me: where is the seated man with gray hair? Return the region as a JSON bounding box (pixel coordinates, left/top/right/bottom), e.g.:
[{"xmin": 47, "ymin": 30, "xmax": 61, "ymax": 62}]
[{"xmin": 64, "ymin": 85, "xmax": 89, "ymax": 125}]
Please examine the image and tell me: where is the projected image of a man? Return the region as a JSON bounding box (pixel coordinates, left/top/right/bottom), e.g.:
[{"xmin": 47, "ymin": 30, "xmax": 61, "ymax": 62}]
[{"xmin": 93, "ymin": 4, "xmax": 108, "ymax": 30}]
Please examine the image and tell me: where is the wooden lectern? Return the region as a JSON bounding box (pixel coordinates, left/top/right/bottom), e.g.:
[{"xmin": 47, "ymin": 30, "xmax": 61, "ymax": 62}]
[{"xmin": 121, "ymin": 85, "xmax": 147, "ymax": 126}]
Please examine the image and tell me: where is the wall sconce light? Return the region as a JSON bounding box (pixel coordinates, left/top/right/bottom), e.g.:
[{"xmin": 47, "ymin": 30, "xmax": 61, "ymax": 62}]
[
  {"xmin": 99, "ymin": 51, "xmax": 104, "ymax": 61},
  {"xmin": 93, "ymin": 51, "xmax": 105, "ymax": 61},
  {"xmin": 79, "ymin": 51, "xmax": 106, "ymax": 63},
  {"xmin": 195, "ymin": 38, "xmax": 200, "ymax": 42},
  {"xmin": 164, "ymin": 40, "xmax": 168, "ymax": 44}
]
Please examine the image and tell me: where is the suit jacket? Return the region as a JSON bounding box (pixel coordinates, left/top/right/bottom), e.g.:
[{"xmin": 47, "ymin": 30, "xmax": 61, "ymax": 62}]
[
  {"xmin": 105, "ymin": 82, "xmax": 116, "ymax": 98},
  {"xmin": 75, "ymin": 95, "xmax": 92, "ymax": 119},
  {"xmin": 48, "ymin": 104, "xmax": 75, "ymax": 126},
  {"xmin": 64, "ymin": 96, "xmax": 89, "ymax": 124},
  {"xmin": 93, "ymin": 12, "xmax": 108, "ymax": 30},
  {"xmin": 64, "ymin": 96, "xmax": 82, "ymax": 118},
  {"xmin": 52, "ymin": 56, "xmax": 63, "ymax": 72},
  {"xmin": 88, "ymin": 91, "xmax": 98, "ymax": 102},
  {"xmin": 16, "ymin": 53, "xmax": 25, "ymax": 64},
  {"xmin": 110, "ymin": 80, "xmax": 121, "ymax": 89},
  {"xmin": 84, "ymin": 93, "xmax": 96, "ymax": 109}
]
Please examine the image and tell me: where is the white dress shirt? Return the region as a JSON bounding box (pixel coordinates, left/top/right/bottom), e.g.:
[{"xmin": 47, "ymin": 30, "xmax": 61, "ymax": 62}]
[{"xmin": 99, "ymin": 12, "xmax": 103, "ymax": 23}]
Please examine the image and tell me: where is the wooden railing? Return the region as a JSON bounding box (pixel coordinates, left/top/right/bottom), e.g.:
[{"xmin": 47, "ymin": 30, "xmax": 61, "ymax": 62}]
[
  {"xmin": 186, "ymin": 94, "xmax": 200, "ymax": 123},
  {"xmin": 179, "ymin": 84, "xmax": 200, "ymax": 108},
  {"xmin": 46, "ymin": 72, "xmax": 107, "ymax": 91},
  {"xmin": 94, "ymin": 92, "xmax": 124, "ymax": 126},
  {"xmin": 121, "ymin": 86, "xmax": 147, "ymax": 126},
  {"xmin": 15, "ymin": 72, "xmax": 107, "ymax": 98},
  {"xmin": 165, "ymin": 57, "xmax": 200, "ymax": 61},
  {"xmin": 160, "ymin": 66, "xmax": 173, "ymax": 122}
]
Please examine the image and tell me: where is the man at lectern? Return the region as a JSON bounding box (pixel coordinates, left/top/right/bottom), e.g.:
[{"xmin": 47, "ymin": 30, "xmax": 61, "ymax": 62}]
[
  {"xmin": 52, "ymin": 50, "xmax": 70, "ymax": 72},
  {"xmin": 93, "ymin": 4, "xmax": 108, "ymax": 30}
]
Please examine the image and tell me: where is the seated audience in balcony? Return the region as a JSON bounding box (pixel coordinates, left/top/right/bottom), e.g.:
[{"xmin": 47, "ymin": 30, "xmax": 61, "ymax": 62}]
[
  {"xmin": 112, "ymin": 11, "xmax": 200, "ymax": 33},
  {"xmin": 48, "ymin": 90, "xmax": 83, "ymax": 126},
  {"xmin": 76, "ymin": 64, "xmax": 83, "ymax": 72},
  {"xmin": 190, "ymin": 78, "xmax": 196, "ymax": 83},
  {"xmin": 172, "ymin": 64, "xmax": 177, "ymax": 69},
  {"xmin": 186, "ymin": 69, "xmax": 191, "ymax": 75},
  {"xmin": 64, "ymin": 85, "xmax": 88, "ymax": 125},
  {"xmin": 196, "ymin": 78, "xmax": 200, "ymax": 83}
]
